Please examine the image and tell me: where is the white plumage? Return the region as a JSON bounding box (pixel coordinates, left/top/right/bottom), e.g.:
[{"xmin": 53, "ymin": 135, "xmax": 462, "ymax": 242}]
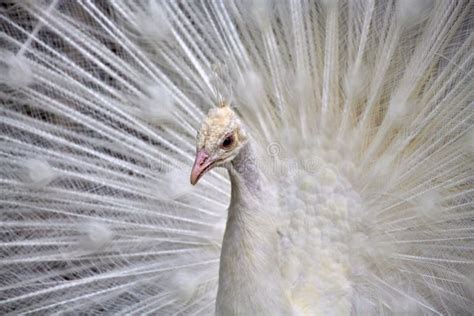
[{"xmin": 0, "ymin": 0, "xmax": 473, "ymax": 315}]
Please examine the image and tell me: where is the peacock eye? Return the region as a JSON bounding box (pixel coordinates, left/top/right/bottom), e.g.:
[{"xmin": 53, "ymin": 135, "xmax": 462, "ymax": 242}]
[{"xmin": 221, "ymin": 135, "xmax": 234, "ymax": 149}]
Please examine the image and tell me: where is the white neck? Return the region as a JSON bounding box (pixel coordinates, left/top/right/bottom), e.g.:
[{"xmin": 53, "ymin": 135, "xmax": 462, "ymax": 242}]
[{"xmin": 215, "ymin": 143, "xmax": 292, "ymax": 315}]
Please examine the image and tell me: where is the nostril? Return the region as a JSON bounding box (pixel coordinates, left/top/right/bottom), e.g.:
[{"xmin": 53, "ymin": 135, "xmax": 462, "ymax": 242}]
[{"xmin": 194, "ymin": 150, "xmax": 209, "ymax": 167}]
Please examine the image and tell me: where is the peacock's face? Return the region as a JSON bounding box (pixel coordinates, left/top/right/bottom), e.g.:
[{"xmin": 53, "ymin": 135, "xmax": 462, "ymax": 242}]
[{"xmin": 190, "ymin": 105, "xmax": 247, "ymax": 185}]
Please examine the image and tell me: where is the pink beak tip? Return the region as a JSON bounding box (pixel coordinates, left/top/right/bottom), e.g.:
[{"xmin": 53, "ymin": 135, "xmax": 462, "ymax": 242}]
[{"xmin": 190, "ymin": 149, "xmax": 209, "ymax": 185}]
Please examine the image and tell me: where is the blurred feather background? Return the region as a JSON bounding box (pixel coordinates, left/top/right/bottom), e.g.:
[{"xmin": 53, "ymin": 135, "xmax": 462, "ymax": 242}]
[{"xmin": 0, "ymin": 0, "xmax": 473, "ymax": 314}]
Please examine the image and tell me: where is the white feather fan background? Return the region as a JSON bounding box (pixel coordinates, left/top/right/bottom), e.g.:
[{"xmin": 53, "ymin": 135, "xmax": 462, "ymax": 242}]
[{"xmin": 0, "ymin": 0, "xmax": 473, "ymax": 315}]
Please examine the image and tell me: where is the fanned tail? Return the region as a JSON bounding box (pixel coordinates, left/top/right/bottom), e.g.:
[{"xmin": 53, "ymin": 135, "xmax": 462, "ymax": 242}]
[{"xmin": 0, "ymin": 1, "xmax": 472, "ymax": 314}]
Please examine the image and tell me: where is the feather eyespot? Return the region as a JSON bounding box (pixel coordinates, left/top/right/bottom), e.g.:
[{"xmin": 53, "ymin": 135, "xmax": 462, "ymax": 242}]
[{"xmin": 221, "ymin": 135, "xmax": 234, "ymax": 149}]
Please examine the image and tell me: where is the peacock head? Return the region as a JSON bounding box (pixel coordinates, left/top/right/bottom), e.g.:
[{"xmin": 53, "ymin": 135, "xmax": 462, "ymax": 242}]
[{"xmin": 190, "ymin": 103, "xmax": 248, "ymax": 185}]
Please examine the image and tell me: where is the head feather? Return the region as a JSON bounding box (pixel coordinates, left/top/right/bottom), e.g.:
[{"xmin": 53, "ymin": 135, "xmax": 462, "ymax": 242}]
[{"xmin": 197, "ymin": 105, "xmax": 247, "ymax": 156}]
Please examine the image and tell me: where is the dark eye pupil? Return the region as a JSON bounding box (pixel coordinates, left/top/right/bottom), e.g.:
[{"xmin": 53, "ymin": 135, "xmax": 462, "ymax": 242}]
[{"xmin": 222, "ymin": 136, "xmax": 233, "ymax": 148}]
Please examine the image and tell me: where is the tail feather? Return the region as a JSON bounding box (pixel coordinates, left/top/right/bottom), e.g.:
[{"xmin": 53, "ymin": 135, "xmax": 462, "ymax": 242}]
[{"xmin": 1, "ymin": 0, "xmax": 473, "ymax": 314}]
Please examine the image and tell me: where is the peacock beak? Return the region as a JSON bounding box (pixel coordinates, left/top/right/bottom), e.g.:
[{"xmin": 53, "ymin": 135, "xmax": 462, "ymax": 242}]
[{"xmin": 190, "ymin": 149, "xmax": 212, "ymax": 185}]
